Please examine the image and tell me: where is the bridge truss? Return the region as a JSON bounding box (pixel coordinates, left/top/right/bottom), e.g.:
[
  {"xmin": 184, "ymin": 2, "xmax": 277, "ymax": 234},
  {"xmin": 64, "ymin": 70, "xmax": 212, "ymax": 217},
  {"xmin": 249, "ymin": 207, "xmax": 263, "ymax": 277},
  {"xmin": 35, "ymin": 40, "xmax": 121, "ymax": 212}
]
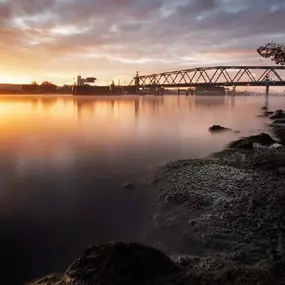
[{"xmin": 130, "ymin": 66, "xmax": 285, "ymax": 88}]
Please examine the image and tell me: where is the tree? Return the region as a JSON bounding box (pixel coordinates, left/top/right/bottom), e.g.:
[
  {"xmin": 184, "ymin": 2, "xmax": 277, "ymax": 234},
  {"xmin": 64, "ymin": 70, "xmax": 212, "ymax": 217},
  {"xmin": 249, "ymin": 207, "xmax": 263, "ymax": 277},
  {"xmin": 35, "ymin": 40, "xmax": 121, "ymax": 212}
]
[
  {"xmin": 257, "ymin": 42, "xmax": 285, "ymax": 65},
  {"xmin": 41, "ymin": 81, "xmax": 56, "ymax": 86},
  {"xmin": 31, "ymin": 81, "xmax": 38, "ymax": 85}
]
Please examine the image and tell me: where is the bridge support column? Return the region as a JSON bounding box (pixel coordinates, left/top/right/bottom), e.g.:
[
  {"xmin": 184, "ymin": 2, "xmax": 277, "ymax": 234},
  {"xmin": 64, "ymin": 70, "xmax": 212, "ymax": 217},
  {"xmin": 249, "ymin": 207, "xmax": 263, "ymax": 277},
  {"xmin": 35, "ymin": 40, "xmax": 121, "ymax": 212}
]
[
  {"xmin": 135, "ymin": 71, "xmax": 139, "ymax": 94},
  {"xmin": 265, "ymin": 75, "xmax": 269, "ymax": 108}
]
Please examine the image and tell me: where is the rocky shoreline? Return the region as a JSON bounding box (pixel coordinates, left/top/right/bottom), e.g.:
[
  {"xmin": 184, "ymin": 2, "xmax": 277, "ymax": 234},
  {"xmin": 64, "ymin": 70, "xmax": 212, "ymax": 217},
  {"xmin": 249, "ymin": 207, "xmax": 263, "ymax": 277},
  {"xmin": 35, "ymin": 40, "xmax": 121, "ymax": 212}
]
[{"xmin": 30, "ymin": 109, "xmax": 285, "ymax": 285}]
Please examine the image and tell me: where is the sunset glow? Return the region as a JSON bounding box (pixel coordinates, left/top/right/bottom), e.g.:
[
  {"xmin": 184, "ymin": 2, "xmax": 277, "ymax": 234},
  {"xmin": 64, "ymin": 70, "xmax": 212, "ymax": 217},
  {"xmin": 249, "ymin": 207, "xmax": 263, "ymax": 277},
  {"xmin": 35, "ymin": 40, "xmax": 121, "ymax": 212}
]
[{"xmin": 1, "ymin": 0, "xmax": 285, "ymax": 85}]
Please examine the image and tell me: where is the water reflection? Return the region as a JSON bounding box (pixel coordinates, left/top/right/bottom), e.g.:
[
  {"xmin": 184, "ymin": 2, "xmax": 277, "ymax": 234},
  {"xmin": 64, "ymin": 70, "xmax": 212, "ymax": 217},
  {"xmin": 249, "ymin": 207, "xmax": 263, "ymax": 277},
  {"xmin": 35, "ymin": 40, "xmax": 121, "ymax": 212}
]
[{"xmin": 0, "ymin": 94, "xmax": 285, "ymax": 284}]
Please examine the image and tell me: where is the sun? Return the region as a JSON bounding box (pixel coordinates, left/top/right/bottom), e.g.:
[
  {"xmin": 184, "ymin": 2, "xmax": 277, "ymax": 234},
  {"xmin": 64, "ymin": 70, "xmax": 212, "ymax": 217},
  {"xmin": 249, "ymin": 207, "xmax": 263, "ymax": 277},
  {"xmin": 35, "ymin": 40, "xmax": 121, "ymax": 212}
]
[{"xmin": 0, "ymin": 73, "xmax": 32, "ymax": 84}]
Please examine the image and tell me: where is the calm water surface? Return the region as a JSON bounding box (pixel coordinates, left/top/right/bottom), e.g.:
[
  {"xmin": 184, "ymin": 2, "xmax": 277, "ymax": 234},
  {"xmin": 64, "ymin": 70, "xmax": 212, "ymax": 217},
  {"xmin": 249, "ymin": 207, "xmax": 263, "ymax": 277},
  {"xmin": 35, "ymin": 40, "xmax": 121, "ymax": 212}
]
[{"xmin": 0, "ymin": 94, "xmax": 284, "ymax": 284}]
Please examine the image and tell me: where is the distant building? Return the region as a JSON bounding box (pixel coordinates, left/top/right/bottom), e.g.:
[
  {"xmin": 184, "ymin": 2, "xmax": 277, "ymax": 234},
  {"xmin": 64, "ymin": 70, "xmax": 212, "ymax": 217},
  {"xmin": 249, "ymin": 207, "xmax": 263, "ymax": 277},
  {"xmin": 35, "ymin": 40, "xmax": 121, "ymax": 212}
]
[{"xmin": 76, "ymin": 75, "xmax": 96, "ymax": 86}]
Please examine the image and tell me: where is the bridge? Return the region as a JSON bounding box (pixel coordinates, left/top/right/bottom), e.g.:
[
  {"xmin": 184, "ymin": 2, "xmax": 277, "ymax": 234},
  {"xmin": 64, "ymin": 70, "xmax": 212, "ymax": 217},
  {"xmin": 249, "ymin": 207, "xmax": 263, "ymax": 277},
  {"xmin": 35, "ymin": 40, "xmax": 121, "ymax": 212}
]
[{"xmin": 129, "ymin": 66, "xmax": 285, "ymax": 89}]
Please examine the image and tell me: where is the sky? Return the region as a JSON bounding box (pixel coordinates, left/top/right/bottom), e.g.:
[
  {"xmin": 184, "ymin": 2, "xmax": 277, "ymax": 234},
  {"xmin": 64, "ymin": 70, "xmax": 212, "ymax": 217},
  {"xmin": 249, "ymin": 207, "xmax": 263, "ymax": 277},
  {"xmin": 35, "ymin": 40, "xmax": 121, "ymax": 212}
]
[{"xmin": 0, "ymin": 0, "xmax": 285, "ymax": 85}]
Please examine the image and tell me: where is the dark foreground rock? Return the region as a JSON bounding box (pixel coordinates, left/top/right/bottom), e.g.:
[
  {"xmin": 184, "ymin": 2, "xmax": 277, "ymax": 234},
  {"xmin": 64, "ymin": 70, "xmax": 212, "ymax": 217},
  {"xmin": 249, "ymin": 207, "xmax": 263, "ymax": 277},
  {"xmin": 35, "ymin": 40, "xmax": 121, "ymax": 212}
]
[
  {"xmin": 30, "ymin": 242, "xmax": 185, "ymax": 285},
  {"xmin": 228, "ymin": 133, "xmax": 275, "ymax": 149},
  {"xmin": 209, "ymin": 125, "xmax": 231, "ymax": 132},
  {"xmin": 62, "ymin": 242, "xmax": 181, "ymax": 285}
]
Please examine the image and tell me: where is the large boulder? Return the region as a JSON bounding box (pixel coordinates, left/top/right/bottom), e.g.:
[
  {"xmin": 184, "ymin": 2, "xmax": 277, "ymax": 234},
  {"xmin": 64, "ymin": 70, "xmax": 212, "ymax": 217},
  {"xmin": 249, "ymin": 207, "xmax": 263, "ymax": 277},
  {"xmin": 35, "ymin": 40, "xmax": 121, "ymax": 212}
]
[
  {"xmin": 228, "ymin": 133, "xmax": 275, "ymax": 149},
  {"xmin": 61, "ymin": 242, "xmax": 180, "ymax": 285},
  {"xmin": 209, "ymin": 125, "xmax": 231, "ymax": 132}
]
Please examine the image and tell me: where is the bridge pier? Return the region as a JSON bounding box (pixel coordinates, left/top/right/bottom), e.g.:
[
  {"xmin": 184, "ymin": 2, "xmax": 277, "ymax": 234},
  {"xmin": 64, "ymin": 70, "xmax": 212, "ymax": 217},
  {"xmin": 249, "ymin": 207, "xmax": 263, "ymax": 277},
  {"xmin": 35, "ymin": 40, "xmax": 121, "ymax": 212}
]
[
  {"xmin": 264, "ymin": 75, "xmax": 270, "ymax": 108},
  {"xmin": 135, "ymin": 71, "xmax": 140, "ymax": 94}
]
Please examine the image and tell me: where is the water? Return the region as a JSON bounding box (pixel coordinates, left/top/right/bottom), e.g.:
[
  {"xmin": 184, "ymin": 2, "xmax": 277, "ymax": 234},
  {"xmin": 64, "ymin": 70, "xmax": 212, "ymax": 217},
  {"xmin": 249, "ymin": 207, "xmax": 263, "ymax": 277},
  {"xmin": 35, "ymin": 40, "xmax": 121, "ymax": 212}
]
[{"xmin": 0, "ymin": 94, "xmax": 284, "ymax": 284}]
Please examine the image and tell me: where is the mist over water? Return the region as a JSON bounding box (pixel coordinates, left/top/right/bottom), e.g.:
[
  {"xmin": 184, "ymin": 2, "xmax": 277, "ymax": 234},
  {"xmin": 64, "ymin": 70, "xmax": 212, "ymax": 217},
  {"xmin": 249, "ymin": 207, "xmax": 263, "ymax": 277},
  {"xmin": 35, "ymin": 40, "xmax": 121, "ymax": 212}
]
[{"xmin": 0, "ymin": 94, "xmax": 284, "ymax": 284}]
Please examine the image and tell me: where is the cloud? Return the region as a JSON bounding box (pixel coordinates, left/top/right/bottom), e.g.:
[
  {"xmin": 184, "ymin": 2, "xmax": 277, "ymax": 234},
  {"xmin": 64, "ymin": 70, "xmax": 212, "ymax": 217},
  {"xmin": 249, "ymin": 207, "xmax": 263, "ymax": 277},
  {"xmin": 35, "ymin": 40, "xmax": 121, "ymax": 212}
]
[{"xmin": 0, "ymin": 0, "xmax": 285, "ymax": 84}]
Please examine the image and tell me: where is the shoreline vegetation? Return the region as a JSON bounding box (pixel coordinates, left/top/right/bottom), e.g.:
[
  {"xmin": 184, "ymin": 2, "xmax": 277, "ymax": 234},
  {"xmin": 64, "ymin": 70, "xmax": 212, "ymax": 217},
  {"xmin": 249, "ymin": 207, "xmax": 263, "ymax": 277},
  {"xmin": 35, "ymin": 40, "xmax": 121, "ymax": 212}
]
[{"xmin": 29, "ymin": 108, "xmax": 285, "ymax": 285}]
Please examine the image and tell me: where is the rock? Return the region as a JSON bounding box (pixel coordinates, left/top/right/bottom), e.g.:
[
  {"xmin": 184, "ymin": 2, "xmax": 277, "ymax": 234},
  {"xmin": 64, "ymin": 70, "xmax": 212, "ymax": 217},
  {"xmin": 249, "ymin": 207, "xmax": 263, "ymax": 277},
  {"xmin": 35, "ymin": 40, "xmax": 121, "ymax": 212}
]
[
  {"xmin": 264, "ymin": 111, "xmax": 274, "ymax": 115},
  {"xmin": 61, "ymin": 242, "xmax": 180, "ymax": 285},
  {"xmin": 28, "ymin": 274, "xmax": 62, "ymax": 285},
  {"xmin": 272, "ymin": 119, "xmax": 285, "ymax": 124},
  {"xmin": 175, "ymin": 256, "xmax": 200, "ymax": 267},
  {"xmin": 257, "ymin": 114, "xmax": 268, "ymax": 118},
  {"xmin": 228, "ymin": 133, "xmax": 275, "ymax": 149},
  {"xmin": 231, "ymin": 138, "xmax": 254, "ymax": 149},
  {"xmin": 272, "ymin": 126, "xmax": 285, "ymax": 142},
  {"xmin": 270, "ymin": 110, "xmax": 285, "ymax": 119},
  {"xmin": 278, "ymin": 167, "xmax": 285, "ymax": 175},
  {"xmin": 270, "ymin": 113, "xmax": 285, "ymax": 120},
  {"xmin": 250, "ymin": 133, "xmax": 276, "ymax": 145},
  {"xmin": 209, "ymin": 125, "xmax": 231, "ymax": 132},
  {"xmin": 123, "ymin": 182, "xmax": 135, "ymax": 189}
]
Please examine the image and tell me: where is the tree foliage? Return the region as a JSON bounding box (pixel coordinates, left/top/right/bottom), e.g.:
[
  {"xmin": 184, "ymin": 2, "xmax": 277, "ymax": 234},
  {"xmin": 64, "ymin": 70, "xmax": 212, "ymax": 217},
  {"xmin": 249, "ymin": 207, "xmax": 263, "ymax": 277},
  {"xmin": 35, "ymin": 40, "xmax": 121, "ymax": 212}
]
[
  {"xmin": 257, "ymin": 42, "xmax": 285, "ymax": 65},
  {"xmin": 41, "ymin": 81, "xmax": 56, "ymax": 86}
]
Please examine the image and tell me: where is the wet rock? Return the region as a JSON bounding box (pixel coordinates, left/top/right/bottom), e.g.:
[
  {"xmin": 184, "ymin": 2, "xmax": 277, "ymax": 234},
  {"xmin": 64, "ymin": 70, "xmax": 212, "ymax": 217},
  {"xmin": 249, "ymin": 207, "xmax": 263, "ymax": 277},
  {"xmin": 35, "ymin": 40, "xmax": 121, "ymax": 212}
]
[
  {"xmin": 278, "ymin": 167, "xmax": 285, "ymax": 175},
  {"xmin": 272, "ymin": 119, "xmax": 285, "ymax": 124},
  {"xmin": 272, "ymin": 126, "xmax": 285, "ymax": 142},
  {"xmin": 28, "ymin": 274, "xmax": 62, "ymax": 285},
  {"xmin": 229, "ymin": 138, "xmax": 254, "ymax": 149},
  {"xmin": 228, "ymin": 133, "xmax": 275, "ymax": 149},
  {"xmin": 270, "ymin": 110, "xmax": 285, "ymax": 119},
  {"xmin": 61, "ymin": 242, "xmax": 180, "ymax": 285},
  {"xmin": 264, "ymin": 111, "xmax": 274, "ymax": 115},
  {"xmin": 248, "ymin": 133, "xmax": 276, "ymax": 145},
  {"xmin": 123, "ymin": 182, "xmax": 135, "ymax": 189},
  {"xmin": 270, "ymin": 113, "xmax": 285, "ymax": 120},
  {"xmin": 209, "ymin": 125, "xmax": 232, "ymax": 132},
  {"xmin": 175, "ymin": 256, "xmax": 200, "ymax": 268},
  {"xmin": 257, "ymin": 114, "xmax": 268, "ymax": 118}
]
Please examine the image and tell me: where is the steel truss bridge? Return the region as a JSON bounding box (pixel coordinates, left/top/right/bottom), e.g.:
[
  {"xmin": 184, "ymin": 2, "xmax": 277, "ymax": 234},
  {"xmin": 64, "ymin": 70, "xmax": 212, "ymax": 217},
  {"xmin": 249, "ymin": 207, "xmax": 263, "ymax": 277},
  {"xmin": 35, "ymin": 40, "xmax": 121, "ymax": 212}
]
[{"xmin": 129, "ymin": 66, "xmax": 285, "ymax": 88}]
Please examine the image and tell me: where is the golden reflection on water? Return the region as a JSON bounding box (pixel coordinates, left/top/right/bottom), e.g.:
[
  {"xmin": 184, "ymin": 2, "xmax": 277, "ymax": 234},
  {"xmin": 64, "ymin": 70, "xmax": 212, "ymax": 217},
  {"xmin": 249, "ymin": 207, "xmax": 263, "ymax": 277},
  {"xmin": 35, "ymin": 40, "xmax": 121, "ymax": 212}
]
[{"xmin": 0, "ymin": 94, "xmax": 282, "ymax": 171}]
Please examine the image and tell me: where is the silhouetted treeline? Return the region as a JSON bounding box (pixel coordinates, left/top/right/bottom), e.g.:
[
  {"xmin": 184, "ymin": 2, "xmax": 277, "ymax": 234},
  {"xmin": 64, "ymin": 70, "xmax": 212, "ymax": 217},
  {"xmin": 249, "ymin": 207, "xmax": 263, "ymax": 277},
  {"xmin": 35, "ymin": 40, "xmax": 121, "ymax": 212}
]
[{"xmin": 22, "ymin": 81, "xmax": 73, "ymax": 94}]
